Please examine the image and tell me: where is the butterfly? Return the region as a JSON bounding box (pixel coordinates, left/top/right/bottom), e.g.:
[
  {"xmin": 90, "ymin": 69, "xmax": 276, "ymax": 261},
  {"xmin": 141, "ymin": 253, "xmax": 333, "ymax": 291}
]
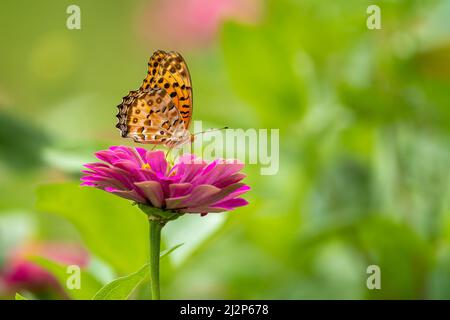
[{"xmin": 116, "ymin": 50, "xmax": 193, "ymax": 148}]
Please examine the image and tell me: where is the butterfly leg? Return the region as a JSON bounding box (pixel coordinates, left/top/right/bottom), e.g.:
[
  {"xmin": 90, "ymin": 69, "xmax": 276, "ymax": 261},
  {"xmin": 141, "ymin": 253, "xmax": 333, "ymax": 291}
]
[{"xmin": 165, "ymin": 148, "xmax": 173, "ymax": 159}]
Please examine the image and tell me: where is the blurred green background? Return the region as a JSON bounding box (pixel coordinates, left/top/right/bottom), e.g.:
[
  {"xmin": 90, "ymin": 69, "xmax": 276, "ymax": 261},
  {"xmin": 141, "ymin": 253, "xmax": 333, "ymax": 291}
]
[{"xmin": 0, "ymin": 0, "xmax": 449, "ymax": 299}]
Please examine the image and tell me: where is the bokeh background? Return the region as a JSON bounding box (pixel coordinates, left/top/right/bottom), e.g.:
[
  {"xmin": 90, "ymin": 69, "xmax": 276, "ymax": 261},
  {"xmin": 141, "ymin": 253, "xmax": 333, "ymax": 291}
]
[{"xmin": 1, "ymin": 0, "xmax": 449, "ymax": 299}]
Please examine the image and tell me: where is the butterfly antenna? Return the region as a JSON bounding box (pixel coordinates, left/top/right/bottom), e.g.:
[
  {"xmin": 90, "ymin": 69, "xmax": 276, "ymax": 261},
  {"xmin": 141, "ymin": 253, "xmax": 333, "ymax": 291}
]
[{"xmin": 193, "ymin": 126, "xmax": 228, "ymax": 136}]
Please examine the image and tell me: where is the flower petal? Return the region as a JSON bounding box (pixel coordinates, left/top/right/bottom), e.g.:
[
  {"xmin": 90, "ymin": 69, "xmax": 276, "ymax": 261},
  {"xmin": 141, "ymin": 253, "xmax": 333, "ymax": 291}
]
[
  {"xmin": 169, "ymin": 183, "xmax": 193, "ymax": 198},
  {"xmin": 182, "ymin": 197, "xmax": 249, "ymax": 213},
  {"xmin": 89, "ymin": 166, "xmax": 136, "ymax": 190},
  {"xmin": 105, "ymin": 188, "xmax": 146, "ymax": 203},
  {"xmin": 144, "ymin": 150, "xmax": 168, "ymax": 175},
  {"xmin": 179, "ymin": 207, "xmax": 227, "ymax": 214},
  {"xmin": 165, "ymin": 194, "xmax": 192, "ymax": 210},
  {"xmin": 134, "ymin": 181, "xmax": 164, "ymax": 208},
  {"xmin": 193, "ymin": 160, "xmax": 245, "ymax": 186},
  {"xmin": 213, "ymin": 173, "xmax": 247, "ymax": 188},
  {"xmin": 135, "ymin": 147, "xmax": 148, "ymax": 160},
  {"xmin": 177, "ymin": 184, "xmax": 222, "ymax": 208},
  {"xmin": 83, "ymin": 162, "xmax": 110, "ymax": 170},
  {"xmin": 212, "ymin": 198, "xmax": 249, "ymax": 210},
  {"xmin": 180, "ymin": 183, "xmax": 248, "ymax": 209},
  {"xmin": 95, "ymin": 150, "xmax": 119, "ymax": 165},
  {"xmin": 210, "ymin": 184, "xmax": 250, "ymax": 205},
  {"xmin": 173, "ymin": 155, "xmax": 207, "ymax": 182},
  {"xmin": 81, "ymin": 175, "xmax": 126, "ymax": 190},
  {"xmin": 108, "ymin": 146, "xmax": 144, "ymax": 167}
]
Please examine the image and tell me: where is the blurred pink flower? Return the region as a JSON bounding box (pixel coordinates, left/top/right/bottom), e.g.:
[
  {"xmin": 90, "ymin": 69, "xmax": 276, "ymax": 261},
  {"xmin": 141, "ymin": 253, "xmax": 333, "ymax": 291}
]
[
  {"xmin": 0, "ymin": 243, "xmax": 89, "ymax": 296},
  {"xmin": 136, "ymin": 0, "xmax": 263, "ymax": 49},
  {"xmin": 81, "ymin": 146, "xmax": 249, "ymax": 215}
]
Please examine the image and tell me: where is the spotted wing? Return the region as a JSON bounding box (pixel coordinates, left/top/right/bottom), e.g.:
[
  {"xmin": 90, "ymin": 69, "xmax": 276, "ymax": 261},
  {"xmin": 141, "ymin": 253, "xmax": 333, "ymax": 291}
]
[
  {"xmin": 116, "ymin": 88, "xmax": 186, "ymax": 145},
  {"xmin": 141, "ymin": 50, "xmax": 193, "ymax": 128}
]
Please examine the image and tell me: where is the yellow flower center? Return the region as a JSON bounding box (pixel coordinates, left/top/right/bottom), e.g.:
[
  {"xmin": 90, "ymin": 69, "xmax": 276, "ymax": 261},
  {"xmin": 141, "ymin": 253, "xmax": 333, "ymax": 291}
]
[{"xmin": 142, "ymin": 163, "xmax": 151, "ymax": 170}]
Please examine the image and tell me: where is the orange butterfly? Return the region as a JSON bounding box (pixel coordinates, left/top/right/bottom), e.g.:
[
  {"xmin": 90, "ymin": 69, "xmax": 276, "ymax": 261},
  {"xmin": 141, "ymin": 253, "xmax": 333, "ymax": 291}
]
[{"xmin": 116, "ymin": 50, "xmax": 193, "ymax": 148}]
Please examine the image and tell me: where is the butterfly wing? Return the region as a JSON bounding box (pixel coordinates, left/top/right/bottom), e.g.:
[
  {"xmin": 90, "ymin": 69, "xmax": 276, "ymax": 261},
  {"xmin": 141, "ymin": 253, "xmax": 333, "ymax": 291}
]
[
  {"xmin": 116, "ymin": 88, "xmax": 186, "ymax": 145},
  {"xmin": 141, "ymin": 51, "xmax": 193, "ymax": 128},
  {"xmin": 141, "ymin": 50, "xmax": 166, "ymax": 90}
]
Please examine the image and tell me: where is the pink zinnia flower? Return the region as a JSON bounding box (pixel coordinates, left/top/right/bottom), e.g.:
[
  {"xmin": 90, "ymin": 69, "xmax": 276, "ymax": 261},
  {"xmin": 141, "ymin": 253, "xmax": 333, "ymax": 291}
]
[
  {"xmin": 81, "ymin": 146, "xmax": 249, "ymax": 215},
  {"xmin": 136, "ymin": 0, "xmax": 263, "ymax": 49},
  {"xmin": 1, "ymin": 243, "xmax": 89, "ymax": 296}
]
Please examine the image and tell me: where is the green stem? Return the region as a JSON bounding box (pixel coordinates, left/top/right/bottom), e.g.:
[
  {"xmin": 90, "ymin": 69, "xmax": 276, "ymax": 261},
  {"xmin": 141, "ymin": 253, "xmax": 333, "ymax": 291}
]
[{"xmin": 149, "ymin": 219, "xmax": 163, "ymax": 300}]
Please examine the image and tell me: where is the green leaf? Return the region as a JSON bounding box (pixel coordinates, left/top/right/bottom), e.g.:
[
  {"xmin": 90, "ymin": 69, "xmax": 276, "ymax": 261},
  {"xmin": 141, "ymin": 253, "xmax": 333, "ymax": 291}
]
[
  {"xmin": 93, "ymin": 264, "xmax": 149, "ymax": 300},
  {"xmin": 355, "ymin": 217, "xmax": 431, "ymax": 299},
  {"xmin": 32, "ymin": 257, "xmax": 103, "ymax": 300},
  {"xmin": 36, "ymin": 183, "xmax": 148, "ymax": 274},
  {"xmin": 15, "ymin": 293, "xmax": 29, "ymax": 300},
  {"xmin": 92, "ymin": 243, "xmax": 184, "ymax": 300},
  {"xmin": 0, "ymin": 111, "xmax": 50, "ymax": 171},
  {"xmin": 160, "ymin": 243, "xmax": 184, "ymax": 260}
]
